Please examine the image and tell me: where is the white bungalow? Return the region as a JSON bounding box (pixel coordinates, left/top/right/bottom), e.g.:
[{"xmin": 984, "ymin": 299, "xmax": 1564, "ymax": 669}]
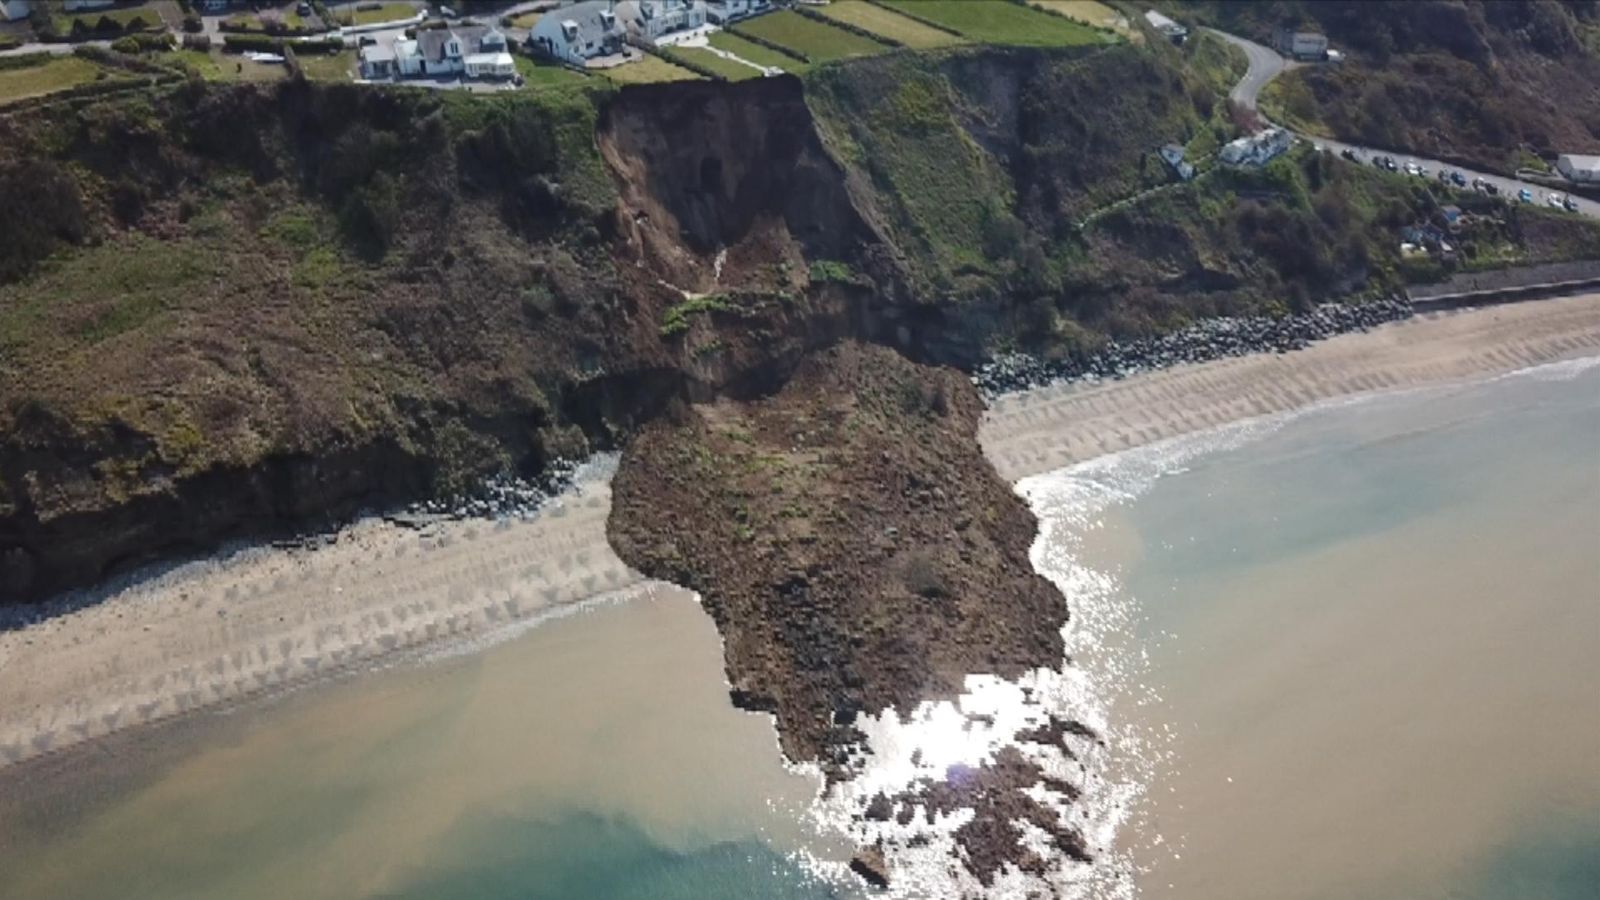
[{"xmin": 705, "ymin": 0, "xmax": 770, "ymax": 25}]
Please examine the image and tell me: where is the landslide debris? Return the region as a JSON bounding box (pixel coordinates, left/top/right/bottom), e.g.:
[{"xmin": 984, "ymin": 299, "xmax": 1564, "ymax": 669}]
[{"xmin": 608, "ymin": 340, "xmax": 1090, "ymax": 883}]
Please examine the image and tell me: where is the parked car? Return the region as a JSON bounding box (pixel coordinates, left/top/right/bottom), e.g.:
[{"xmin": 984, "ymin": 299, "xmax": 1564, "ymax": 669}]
[
  {"xmin": 1483, "ymin": 183, "xmax": 1499, "ymax": 196},
  {"xmin": 1340, "ymin": 148, "xmax": 1357, "ymax": 161},
  {"xmin": 1565, "ymin": 196, "xmax": 1580, "ymax": 212},
  {"xmin": 359, "ymin": 35, "xmax": 377, "ymax": 46},
  {"xmin": 1404, "ymin": 162, "xmax": 1422, "ymax": 176},
  {"xmin": 1450, "ymin": 171, "xmax": 1467, "ymax": 187},
  {"xmin": 1518, "ymin": 188, "xmax": 1534, "ymax": 203},
  {"xmin": 297, "ymin": 1, "xmax": 312, "ymax": 14},
  {"xmin": 1548, "ymin": 192, "xmax": 1567, "ymax": 208}
]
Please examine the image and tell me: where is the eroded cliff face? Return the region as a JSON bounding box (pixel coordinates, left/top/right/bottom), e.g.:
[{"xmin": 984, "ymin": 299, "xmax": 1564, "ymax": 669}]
[{"xmin": 0, "ymin": 69, "xmax": 909, "ymax": 602}]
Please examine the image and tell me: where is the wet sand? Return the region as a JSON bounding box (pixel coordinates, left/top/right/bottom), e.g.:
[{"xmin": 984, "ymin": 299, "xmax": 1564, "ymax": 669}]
[
  {"xmin": 981, "ymin": 293, "xmax": 1600, "ymax": 482},
  {"xmin": 0, "ymin": 460, "xmax": 644, "ymax": 771}
]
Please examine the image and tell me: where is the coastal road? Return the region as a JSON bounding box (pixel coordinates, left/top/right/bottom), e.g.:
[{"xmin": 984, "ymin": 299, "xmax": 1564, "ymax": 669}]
[{"xmin": 1208, "ymin": 28, "xmax": 1600, "ymax": 220}]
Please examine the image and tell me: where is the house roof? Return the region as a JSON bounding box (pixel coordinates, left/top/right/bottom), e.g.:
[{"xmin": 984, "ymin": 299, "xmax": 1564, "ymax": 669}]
[
  {"xmin": 1559, "ymin": 154, "xmax": 1600, "ymax": 170},
  {"xmin": 537, "ymin": 0, "xmax": 622, "ymax": 47},
  {"xmin": 360, "ymin": 44, "xmax": 396, "ymax": 63},
  {"xmin": 417, "ymin": 25, "xmax": 490, "ymax": 63}
]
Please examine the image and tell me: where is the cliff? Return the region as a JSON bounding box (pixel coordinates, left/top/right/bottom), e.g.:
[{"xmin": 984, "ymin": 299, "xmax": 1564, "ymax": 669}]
[{"xmin": 2, "ymin": 42, "xmax": 1595, "ymax": 603}]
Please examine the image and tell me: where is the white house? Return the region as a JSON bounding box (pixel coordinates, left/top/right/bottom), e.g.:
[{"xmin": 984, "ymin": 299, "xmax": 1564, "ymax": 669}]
[
  {"xmin": 705, "ymin": 0, "xmax": 769, "ymax": 25},
  {"xmin": 362, "ymin": 26, "xmax": 514, "ymax": 81},
  {"xmin": 615, "ymin": 0, "xmax": 707, "ymax": 45},
  {"xmin": 1159, "ymin": 143, "xmax": 1195, "ymax": 181},
  {"xmin": 1220, "ymin": 127, "xmax": 1293, "ymax": 167},
  {"xmin": 1143, "ymin": 9, "xmax": 1187, "ymax": 44},
  {"xmin": 63, "ymin": 0, "xmax": 117, "ymax": 10},
  {"xmin": 530, "ymin": 0, "xmax": 625, "ymax": 65},
  {"xmin": 358, "ymin": 42, "xmax": 397, "ymax": 79},
  {"xmin": 0, "ymin": 0, "xmax": 30, "ymax": 21},
  {"xmin": 1556, "ymin": 154, "xmax": 1600, "ymax": 184}
]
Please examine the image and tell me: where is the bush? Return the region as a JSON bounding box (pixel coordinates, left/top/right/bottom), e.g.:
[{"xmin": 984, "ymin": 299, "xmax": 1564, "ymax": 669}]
[
  {"xmin": 183, "ymin": 13, "xmax": 203, "ymax": 33},
  {"xmin": 183, "ymin": 33, "xmax": 211, "ymax": 50}
]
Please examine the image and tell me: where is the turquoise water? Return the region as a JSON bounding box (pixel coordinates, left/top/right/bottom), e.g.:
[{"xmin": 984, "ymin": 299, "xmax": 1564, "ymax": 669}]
[{"xmin": 378, "ymin": 811, "xmax": 837, "ymax": 900}]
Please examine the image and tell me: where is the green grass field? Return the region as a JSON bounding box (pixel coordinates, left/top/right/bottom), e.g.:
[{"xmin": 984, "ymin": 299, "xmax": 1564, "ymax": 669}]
[
  {"xmin": 883, "ymin": 0, "xmax": 1109, "ymax": 45},
  {"xmin": 156, "ymin": 49, "xmax": 223, "ymax": 79},
  {"xmin": 334, "ymin": 2, "xmax": 418, "ymax": 26},
  {"xmin": 706, "ymin": 31, "xmax": 803, "ymax": 73},
  {"xmin": 817, "ymin": 1, "xmax": 964, "ymax": 49},
  {"xmin": 599, "ymin": 56, "xmax": 703, "ymax": 84},
  {"xmin": 675, "ymin": 47, "xmax": 766, "ymax": 81},
  {"xmin": 1029, "ymin": 0, "xmax": 1127, "ymax": 32},
  {"xmin": 514, "ymin": 55, "xmax": 588, "ymax": 87},
  {"xmin": 733, "ymin": 10, "xmax": 890, "ymax": 62},
  {"xmin": 0, "ymin": 57, "xmax": 108, "ymax": 105},
  {"xmin": 297, "ymin": 50, "xmax": 355, "ymax": 81}
]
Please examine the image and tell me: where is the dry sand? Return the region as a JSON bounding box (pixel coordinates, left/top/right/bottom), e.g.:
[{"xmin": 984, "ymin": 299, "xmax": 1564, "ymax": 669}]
[
  {"xmin": 3, "ymin": 294, "xmax": 1599, "ymax": 774},
  {"xmin": 0, "ymin": 463, "xmax": 646, "ymax": 771},
  {"xmin": 981, "ymin": 293, "xmax": 1600, "ymax": 482}
]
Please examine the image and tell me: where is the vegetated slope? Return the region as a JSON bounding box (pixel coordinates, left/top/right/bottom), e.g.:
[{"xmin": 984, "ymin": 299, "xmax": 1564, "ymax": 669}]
[
  {"xmin": 1181, "ymin": 0, "xmax": 1600, "ymax": 172},
  {"xmin": 4, "ymin": 41, "xmax": 1596, "ymax": 601},
  {"xmin": 0, "ymin": 74, "xmax": 892, "ymax": 602},
  {"xmin": 802, "ymin": 35, "xmax": 1600, "ymax": 361},
  {"xmin": 0, "ymin": 81, "xmax": 635, "ymax": 600}
]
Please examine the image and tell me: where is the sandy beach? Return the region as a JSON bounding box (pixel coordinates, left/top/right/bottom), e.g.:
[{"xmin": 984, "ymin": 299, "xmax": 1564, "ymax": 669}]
[
  {"xmin": 981, "ymin": 293, "xmax": 1600, "ymax": 482},
  {"xmin": 0, "ymin": 461, "xmax": 647, "ymax": 771},
  {"xmin": 3, "ymin": 294, "xmax": 1600, "ymax": 777}
]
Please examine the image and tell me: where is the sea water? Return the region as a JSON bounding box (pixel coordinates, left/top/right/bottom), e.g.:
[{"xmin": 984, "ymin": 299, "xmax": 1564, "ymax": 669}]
[
  {"xmin": 0, "ymin": 589, "xmax": 855, "ymax": 900},
  {"xmin": 1, "ymin": 360, "xmax": 1594, "ymax": 900},
  {"xmin": 1021, "ymin": 357, "xmax": 1600, "ymax": 899}
]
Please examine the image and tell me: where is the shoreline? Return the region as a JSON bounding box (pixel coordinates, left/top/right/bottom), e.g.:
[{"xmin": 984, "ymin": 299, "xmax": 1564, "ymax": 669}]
[
  {"xmin": 0, "ymin": 458, "xmax": 648, "ymax": 775},
  {"xmin": 4, "ymin": 294, "xmax": 1599, "ymax": 786},
  {"xmin": 980, "ymin": 292, "xmax": 1600, "ymax": 482}
]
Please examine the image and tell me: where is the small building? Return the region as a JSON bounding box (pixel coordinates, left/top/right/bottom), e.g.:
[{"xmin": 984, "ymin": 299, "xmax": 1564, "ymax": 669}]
[
  {"xmin": 394, "ymin": 38, "xmax": 423, "ymax": 76},
  {"xmin": 616, "ymin": 0, "xmax": 707, "ymax": 46},
  {"xmin": 1219, "ymin": 127, "xmax": 1293, "ymax": 167},
  {"xmin": 1159, "ymin": 143, "xmax": 1195, "ymax": 181},
  {"xmin": 530, "ymin": 0, "xmax": 625, "ymax": 65},
  {"xmin": 1143, "ymin": 9, "xmax": 1187, "ymax": 44},
  {"xmin": 1273, "ymin": 27, "xmax": 1329, "ymax": 60},
  {"xmin": 1556, "ymin": 154, "xmax": 1600, "ymax": 184},
  {"xmin": 358, "ymin": 42, "xmax": 397, "ymax": 79},
  {"xmin": 705, "ymin": 0, "xmax": 770, "ymax": 25},
  {"xmin": 0, "ymin": 0, "xmax": 30, "ymax": 21}
]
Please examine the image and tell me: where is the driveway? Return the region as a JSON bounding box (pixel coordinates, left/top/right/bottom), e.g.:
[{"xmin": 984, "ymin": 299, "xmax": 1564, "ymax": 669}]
[
  {"xmin": 1208, "ymin": 27, "xmax": 1292, "ymax": 111},
  {"xmin": 1208, "ymin": 27, "xmax": 1599, "ymax": 221}
]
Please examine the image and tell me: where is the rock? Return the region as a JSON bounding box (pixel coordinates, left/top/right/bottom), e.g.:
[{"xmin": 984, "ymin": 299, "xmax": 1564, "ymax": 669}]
[
  {"xmin": 864, "ymin": 792, "xmax": 894, "ymax": 821},
  {"xmin": 850, "ymin": 844, "xmax": 891, "ymax": 889}
]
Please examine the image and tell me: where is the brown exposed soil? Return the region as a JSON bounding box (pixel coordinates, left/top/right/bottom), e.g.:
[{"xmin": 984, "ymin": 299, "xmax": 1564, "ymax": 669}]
[{"xmin": 608, "ymin": 340, "xmax": 1089, "ymax": 884}]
